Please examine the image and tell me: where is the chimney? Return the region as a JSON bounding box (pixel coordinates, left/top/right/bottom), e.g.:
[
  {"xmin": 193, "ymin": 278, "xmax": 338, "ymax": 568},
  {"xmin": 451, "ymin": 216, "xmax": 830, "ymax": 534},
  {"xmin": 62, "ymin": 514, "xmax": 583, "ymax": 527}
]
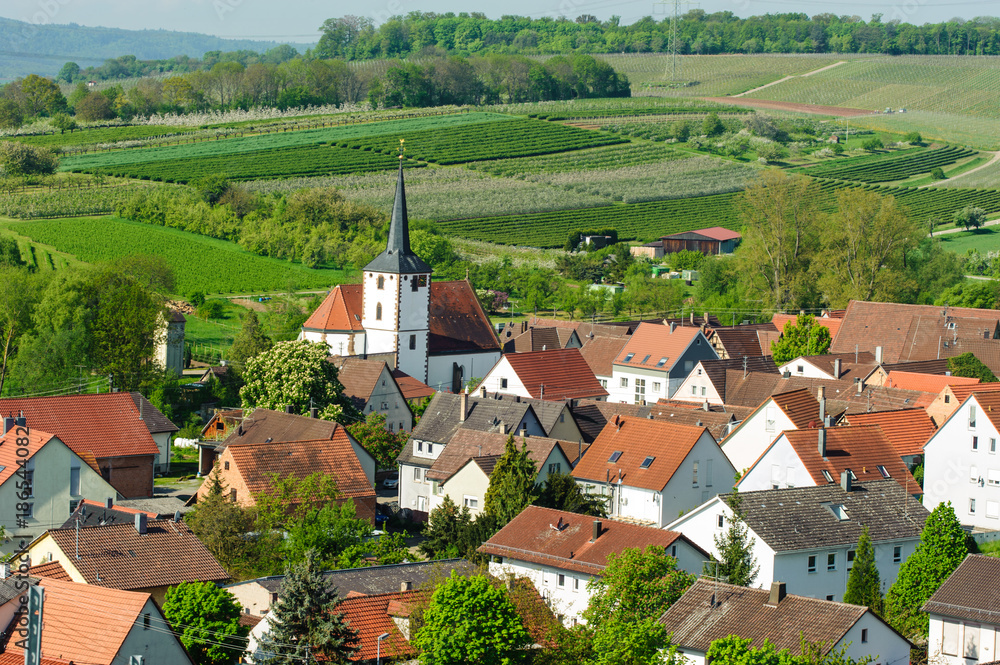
[
  {"xmin": 818, "ymin": 386, "xmax": 826, "ymax": 423},
  {"xmin": 833, "ymin": 358, "xmax": 842, "ymax": 379},
  {"xmin": 855, "ymin": 377, "xmax": 863, "ymax": 394},
  {"xmin": 400, "ymin": 581, "xmax": 413, "ymax": 591},
  {"xmin": 284, "ymin": 404, "xmax": 294, "ymax": 414},
  {"xmin": 669, "ymin": 322, "xmax": 677, "ymax": 333},
  {"xmin": 704, "ymin": 312, "xmax": 709, "ymax": 325},
  {"xmin": 2, "ymin": 416, "xmax": 14, "ymax": 435},
  {"xmin": 480, "ymin": 385, "xmax": 487, "ymax": 398},
  {"xmin": 14, "ymin": 412, "xmax": 26, "ymax": 428},
  {"xmin": 875, "ymin": 346, "xmax": 883, "ymax": 364},
  {"xmin": 703, "ymin": 400, "xmax": 710, "ymax": 412},
  {"xmin": 460, "ymin": 391, "xmax": 468, "ymax": 422},
  {"xmin": 767, "ymin": 582, "xmax": 787, "ymax": 606},
  {"xmin": 134, "ymin": 513, "xmax": 148, "ymax": 535},
  {"xmin": 310, "ymin": 407, "xmax": 318, "ymax": 419},
  {"xmin": 782, "ymin": 370, "xmax": 791, "ymax": 379},
  {"xmin": 591, "ymin": 520, "xmax": 602, "ymax": 542},
  {"xmin": 841, "ymin": 469, "xmax": 853, "ymax": 492},
  {"xmin": 690, "ymin": 311, "xmax": 695, "ymax": 325},
  {"xmin": 818, "ymin": 428, "xmax": 827, "ymax": 457},
  {"xmin": 515, "ymin": 395, "xmax": 520, "ymax": 403},
  {"xmin": 540, "ymin": 385, "xmax": 545, "ymax": 400},
  {"xmin": 105, "ymin": 497, "xmax": 114, "ymax": 510},
  {"xmin": 520, "ymin": 424, "xmax": 528, "ymax": 438}
]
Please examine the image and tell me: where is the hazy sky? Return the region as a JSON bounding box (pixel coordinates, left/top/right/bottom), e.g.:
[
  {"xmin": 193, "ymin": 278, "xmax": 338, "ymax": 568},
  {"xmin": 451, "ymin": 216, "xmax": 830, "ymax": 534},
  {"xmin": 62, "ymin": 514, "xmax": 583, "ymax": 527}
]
[{"xmin": 2, "ymin": 0, "xmax": 996, "ymax": 42}]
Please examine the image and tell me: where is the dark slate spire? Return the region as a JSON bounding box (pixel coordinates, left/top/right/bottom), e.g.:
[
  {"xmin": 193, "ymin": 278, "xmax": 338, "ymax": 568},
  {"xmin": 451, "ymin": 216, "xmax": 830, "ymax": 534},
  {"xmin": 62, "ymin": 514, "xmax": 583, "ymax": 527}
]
[{"xmin": 364, "ymin": 158, "xmax": 432, "ymax": 275}]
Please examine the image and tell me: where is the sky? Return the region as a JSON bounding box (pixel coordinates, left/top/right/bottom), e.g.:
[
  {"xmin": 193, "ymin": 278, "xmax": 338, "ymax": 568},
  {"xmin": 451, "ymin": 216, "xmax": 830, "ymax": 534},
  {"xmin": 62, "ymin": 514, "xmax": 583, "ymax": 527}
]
[{"xmin": 1, "ymin": 0, "xmax": 997, "ymax": 43}]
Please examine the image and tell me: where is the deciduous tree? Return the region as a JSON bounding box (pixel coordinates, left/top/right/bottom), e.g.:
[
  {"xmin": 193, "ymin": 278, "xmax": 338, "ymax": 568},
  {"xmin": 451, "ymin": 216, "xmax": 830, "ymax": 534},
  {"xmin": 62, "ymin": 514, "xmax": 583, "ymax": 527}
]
[
  {"xmin": 584, "ymin": 545, "xmax": 694, "ymax": 628},
  {"xmin": 534, "ymin": 470, "xmax": 607, "ymax": 517},
  {"xmin": 346, "ymin": 412, "xmax": 408, "ymax": 470},
  {"xmin": 770, "ymin": 314, "xmax": 832, "ymax": 365},
  {"xmin": 162, "ymin": 581, "xmax": 249, "ymax": 665}
]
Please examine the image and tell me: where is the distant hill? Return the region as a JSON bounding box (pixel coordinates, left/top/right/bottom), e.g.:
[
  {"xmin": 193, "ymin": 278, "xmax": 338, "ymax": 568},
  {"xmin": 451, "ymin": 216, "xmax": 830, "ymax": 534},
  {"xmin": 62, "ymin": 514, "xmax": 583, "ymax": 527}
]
[{"xmin": 0, "ymin": 16, "xmax": 314, "ymax": 81}]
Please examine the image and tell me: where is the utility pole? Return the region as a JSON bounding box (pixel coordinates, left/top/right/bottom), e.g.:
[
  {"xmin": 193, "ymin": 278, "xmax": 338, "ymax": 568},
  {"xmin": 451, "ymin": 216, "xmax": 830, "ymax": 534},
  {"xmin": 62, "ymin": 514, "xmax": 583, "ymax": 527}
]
[{"xmin": 656, "ymin": 0, "xmax": 699, "ymax": 81}]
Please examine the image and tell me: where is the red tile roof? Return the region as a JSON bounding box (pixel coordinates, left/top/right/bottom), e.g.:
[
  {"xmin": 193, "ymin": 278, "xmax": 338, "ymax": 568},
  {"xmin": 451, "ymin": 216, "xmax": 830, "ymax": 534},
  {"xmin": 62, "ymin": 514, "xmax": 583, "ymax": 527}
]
[
  {"xmin": 885, "ymin": 370, "xmax": 979, "ymax": 393},
  {"xmin": 572, "ymin": 417, "xmax": 712, "ymax": 491},
  {"xmin": 769, "ymin": 426, "xmax": 918, "ymax": 489},
  {"xmin": 502, "ymin": 348, "xmax": 608, "ymax": 400},
  {"xmin": 226, "ymin": 435, "xmax": 374, "ymax": 500},
  {"xmin": 429, "ymin": 280, "xmax": 501, "ymax": 354},
  {"xmin": 613, "ymin": 323, "xmax": 707, "ymax": 371},
  {"xmin": 479, "ymin": 506, "xmax": 706, "ymax": 576},
  {"xmin": 772, "ymin": 313, "xmax": 843, "ymax": 340},
  {"xmin": 771, "ymin": 388, "xmax": 822, "ymax": 428},
  {"xmin": 28, "ymin": 560, "xmax": 72, "ymax": 582},
  {"xmin": 45, "ymin": 519, "xmax": 229, "ymax": 590},
  {"xmin": 425, "ymin": 431, "xmax": 572, "ymax": 483},
  {"xmin": 0, "ymin": 393, "xmax": 160, "ymax": 459},
  {"xmin": 844, "ymin": 409, "xmax": 937, "ymax": 457},
  {"xmin": 949, "ymin": 382, "xmax": 1000, "ymax": 403},
  {"xmin": 337, "ymin": 590, "xmax": 421, "ymax": 662},
  {"xmin": 579, "ymin": 336, "xmax": 629, "ymax": 378},
  {"xmin": 302, "ymin": 284, "xmax": 364, "ymax": 332},
  {"xmin": 0, "ymin": 429, "xmax": 102, "ymax": 487},
  {"xmin": 391, "ymin": 369, "xmax": 436, "ymax": 401},
  {"xmin": 334, "ymin": 357, "xmax": 391, "ymax": 409},
  {"xmin": 969, "ymin": 392, "xmax": 1000, "ymax": 432},
  {"xmin": 685, "ymin": 226, "xmax": 742, "ymax": 241}
]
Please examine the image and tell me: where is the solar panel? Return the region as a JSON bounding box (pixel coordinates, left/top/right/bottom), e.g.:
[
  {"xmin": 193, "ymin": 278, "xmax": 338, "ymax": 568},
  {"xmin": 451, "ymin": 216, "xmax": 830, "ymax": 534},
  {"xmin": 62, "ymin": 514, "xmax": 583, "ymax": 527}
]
[
  {"xmin": 640, "ymin": 456, "xmax": 655, "ymax": 469},
  {"xmin": 608, "ymin": 451, "xmax": 623, "ymax": 463}
]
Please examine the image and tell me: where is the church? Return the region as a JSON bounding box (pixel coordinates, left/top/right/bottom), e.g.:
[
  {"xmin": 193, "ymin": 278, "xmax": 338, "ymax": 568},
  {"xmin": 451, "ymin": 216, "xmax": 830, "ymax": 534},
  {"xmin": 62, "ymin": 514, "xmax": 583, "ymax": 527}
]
[{"xmin": 299, "ymin": 162, "xmax": 501, "ymax": 394}]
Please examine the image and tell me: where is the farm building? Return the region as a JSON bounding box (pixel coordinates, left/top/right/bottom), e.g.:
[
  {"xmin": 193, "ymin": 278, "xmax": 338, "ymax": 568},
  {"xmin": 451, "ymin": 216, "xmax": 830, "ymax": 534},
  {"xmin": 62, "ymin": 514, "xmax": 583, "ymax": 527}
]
[
  {"xmin": 659, "ymin": 227, "xmax": 741, "ymax": 255},
  {"xmin": 630, "ymin": 242, "xmax": 665, "ymax": 260}
]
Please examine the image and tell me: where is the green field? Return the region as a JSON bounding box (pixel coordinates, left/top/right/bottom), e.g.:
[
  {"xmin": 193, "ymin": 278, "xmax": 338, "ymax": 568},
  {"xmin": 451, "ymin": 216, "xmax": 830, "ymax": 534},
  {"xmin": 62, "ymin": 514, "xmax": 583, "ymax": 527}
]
[
  {"xmin": 13, "ymin": 125, "xmax": 197, "ymax": 148},
  {"xmin": 795, "ymin": 146, "xmax": 978, "ymax": 183},
  {"xmin": 467, "ymin": 142, "xmax": 685, "ymax": 176},
  {"xmin": 0, "ymin": 182, "xmax": 167, "ymax": 219},
  {"xmin": 3, "ymin": 217, "xmax": 346, "ymax": 295},
  {"xmin": 935, "ymin": 227, "xmax": 1000, "ymax": 255}
]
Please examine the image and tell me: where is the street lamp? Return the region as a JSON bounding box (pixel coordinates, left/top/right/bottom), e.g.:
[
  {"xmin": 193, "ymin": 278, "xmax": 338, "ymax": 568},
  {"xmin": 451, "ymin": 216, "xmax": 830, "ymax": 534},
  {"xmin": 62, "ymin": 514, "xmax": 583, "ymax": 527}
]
[{"xmin": 376, "ymin": 632, "xmax": 390, "ymax": 665}]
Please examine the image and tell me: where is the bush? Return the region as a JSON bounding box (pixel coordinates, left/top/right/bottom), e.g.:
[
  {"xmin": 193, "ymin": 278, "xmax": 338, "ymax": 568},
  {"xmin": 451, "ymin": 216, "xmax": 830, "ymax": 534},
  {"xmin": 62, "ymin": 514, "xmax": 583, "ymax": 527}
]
[
  {"xmin": 831, "ymin": 143, "xmax": 845, "ymax": 155},
  {"xmin": 197, "ymin": 299, "xmax": 226, "ymax": 319},
  {"xmin": 0, "ymin": 142, "xmax": 59, "ymax": 176},
  {"xmin": 930, "ymin": 167, "xmax": 946, "ymax": 180},
  {"xmin": 862, "ymin": 137, "xmax": 885, "ymax": 152},
  {"xmin": 905, "ymin": 131, "xmax": 923, "ymax": 144}
]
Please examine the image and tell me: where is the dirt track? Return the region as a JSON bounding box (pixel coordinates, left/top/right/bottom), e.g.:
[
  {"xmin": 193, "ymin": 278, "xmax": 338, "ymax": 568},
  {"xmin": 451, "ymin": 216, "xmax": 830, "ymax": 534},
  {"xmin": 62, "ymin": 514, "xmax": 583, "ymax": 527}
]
[{"xmin": 702, "ymin": 96, "xmax": 874, "ymax": 117}]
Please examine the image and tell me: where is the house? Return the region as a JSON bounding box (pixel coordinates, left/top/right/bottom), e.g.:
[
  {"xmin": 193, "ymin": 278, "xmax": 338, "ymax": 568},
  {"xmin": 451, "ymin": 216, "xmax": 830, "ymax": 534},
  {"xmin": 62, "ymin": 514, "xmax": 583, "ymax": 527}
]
[
  {"xmin": 478, "ymin": 348, "xmax": 609, "ymax": 401},
  {"xmin": 61, "ymin": 497, "xmax": 158, "ymax": 529},
  {"xmin": 481, "ymin": 506, "xmax": 709, "ymax": 625},
  {"xmin": 131, "ymin": 391, "xmax": 180, "ymax": 473},
  {"xmin": 884, "ymin": 370, "xmax": 980, "ymax": 393},
  {"xmin": 299, "ymin": 165, "xmax": 501, "ymax": 393},
  {"xmin": 630, "ymin": 242, "xmax": 665, "ymax": 260},
  {"xmin": 926, "ymin": 382, "xmax": 1000, "ymax": 426},
  {"xmin": 334, "ymin": 357, "xmax": 414, "ymax": 433},
  {"xmin": 922, "ymin": 391, "xmax": 1000, "ymax": 530},
  {"xmin": 673, "ymin": 356, "xmax": 778, "ymax": 406},
  {"xmin": 499, "ymin": 321, "xmax": 581, "ymax": 353},
  {"xmin": 659, "ymin": 227, "xmax": 742, "ymax": 255},
  {"xmin": 0, "ymin": 577, "xmax": 194, "ymax": 665},
  {"xmin": 571, "ymin": 417, "xmax": 736, "ymax": 527},
  {"xmin": 200, "ymin": 408, "xmax": 244, "ymax": 442},
  {"xmin": 224, "ymin": 559, "xmax": 476, "ymax": 617},
  {"xmin": 197, "ymin": 407, "xmax": 376, "ymax": 485},
  {"xmin": 735, "ymin": 425, "xmax": 919, "ymax": 493},
  {"xmin": 0, "ymin": 424, "xmax": 118, "ymax": 553},
  {"xmin": 155, "ymin": 309, "xmax": 186, "ymax": 376},
  {"xmin": 923, "ymin": 554, "xmax": 1000, "ymax": 665},
  {"xmin": 396, "ymin": 391, "xmax": 580, "ymax": 518},
  {"xmin": 706, "ymin": 323, "xmax": 776, "ymax": 360},
  {"xmin": 658, "ymin": 579, "xmax": 911, "ymax": 665},
  {"xmin": 721, "ymin": 388, "xmax": 823, "ymax": 473},
  {"xmin": 610, "ymin": 322, "xmax": 718, "ymax": 403},
  {"xmin": 195, "ymin": 436, "xmax": 377, "ymax": 522},
  {"xmin": 391, "ymin": 368, "xmax": 436, "ymax": 404},
  {"xmin": 570, "ymin": 398, "xmax": 747, "ymax": 443},
  {"xmin": 25, "ymin": 515, "xmax": 228, "ymax": 605},
  {"xmin": 579, "ymin": 336, "xmax": 630, "ymax": 392},
  {"xmin": 666, "ymin": 480, "xmax": 929, "ymax": 602},
  {"xmin": 843, "ymin": 408, "xmax": 937, "ymax": 466},
  {"xmin": 426, "ymin": 430, "xmax": 577, "ymax": 515},
  {"xmin": 777, "ymin": 352, "xmax": 877, "ymax": 382},
  {"xmin": 829, "ymin": 301, "xmax": 1000, "ymax": 372},
  {"xmin": 0, "ymin": 393, "xmax": 168, "ymax": 498}
]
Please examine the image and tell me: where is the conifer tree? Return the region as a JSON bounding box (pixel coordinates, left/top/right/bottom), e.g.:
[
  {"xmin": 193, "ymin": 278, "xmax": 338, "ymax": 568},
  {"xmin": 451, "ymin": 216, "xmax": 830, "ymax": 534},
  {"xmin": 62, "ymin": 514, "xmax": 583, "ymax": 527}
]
[
  {"xmin": 711, "ymin": 492, "xmax": 759, "ymax": 587},
  {"xmin": 483, "ymin": 434, "xmax": 539, "ymax": 525},
  {"xmin": 227, "ymin": 309, "xmax": 272, "ymax": 375},
  {"xmin": 843, "ymin": 526, "xmax": 881, "ymax": 614},
  {"xmin": 260, "ymin": 551, "xmax": 359, "ymax": 664}
]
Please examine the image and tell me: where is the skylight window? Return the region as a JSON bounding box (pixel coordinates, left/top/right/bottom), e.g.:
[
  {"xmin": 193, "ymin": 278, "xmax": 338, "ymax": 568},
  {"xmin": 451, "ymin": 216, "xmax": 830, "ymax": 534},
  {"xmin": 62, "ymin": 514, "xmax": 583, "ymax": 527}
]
[
  {"xmin": 608, "ymin": 451, "xmax": 623, "ymax": 463},
  {"xmin": 640, "ymin": 456, "xmax": 655, "ymax": 469},
  {"xmin": 821, "ymin": 470, "xmax": 833, "ymax": 483},
  {"xmin": 641, "ymin": 354, "xmax": 651, "ymax": 364},
  {"xmin": 623, "ymin": 353, "xmax": 635, "ymax": 363},
  {"xmin": 822, "ymin": 502, "xmax": 850, "ymax": 521},
  {"xmin": 877, "ymin": 465, "xmax": 891, "ymax": 479},
  {"xmin": 656, "ymin": 357, "xmax": 668, "ymax": 368}
]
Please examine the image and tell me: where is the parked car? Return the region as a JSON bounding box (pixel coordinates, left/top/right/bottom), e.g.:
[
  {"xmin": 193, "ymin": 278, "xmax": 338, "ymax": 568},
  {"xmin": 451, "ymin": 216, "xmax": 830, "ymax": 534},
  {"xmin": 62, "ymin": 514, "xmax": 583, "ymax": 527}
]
[{"xmin": 382, "ymin": 473, "xmax": 399, "ymax": 489}]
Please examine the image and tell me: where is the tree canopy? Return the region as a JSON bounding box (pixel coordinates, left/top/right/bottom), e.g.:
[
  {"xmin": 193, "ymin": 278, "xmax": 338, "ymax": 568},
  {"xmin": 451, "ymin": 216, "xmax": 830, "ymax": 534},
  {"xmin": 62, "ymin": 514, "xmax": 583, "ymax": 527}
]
[
  {"xmin": 711, "ymin": 493, "xmax": 759, "ymax": 587},
  {"xmin": 842, "ymin": 526, "xmax": 881, "ymax": 615},
  {"xmin": 770, "ymin": 314, "xmax": 832, "ymax": 365},
  {"xmin": 947, "ymin": 352, "xmax": 998, "ymax": 382},
  {"xmin": 162, "ymin": 581, "xmax": 249, "ymax": 665},
  {"xmin": 483, "ymin": 434, "xmax": 539, "ymax": 525}
]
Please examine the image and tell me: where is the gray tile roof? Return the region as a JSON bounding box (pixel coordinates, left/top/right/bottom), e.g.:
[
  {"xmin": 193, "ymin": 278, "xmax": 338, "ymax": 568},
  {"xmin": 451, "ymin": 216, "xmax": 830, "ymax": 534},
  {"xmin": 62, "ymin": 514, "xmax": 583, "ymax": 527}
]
[
  {"xmin": 130, "ymin": 392, "xmax": 179, "ymax": 434},
  {"xmin": 237, "ymin": 559, "xmax": 476, "ymax": 596},
  {"xmin": 923, "ymin": 554, "xmax": 1000, "ymax": 623},
  {"xmin": 721, "ymin": 480, "xmax": 928, "ymax": 552}
]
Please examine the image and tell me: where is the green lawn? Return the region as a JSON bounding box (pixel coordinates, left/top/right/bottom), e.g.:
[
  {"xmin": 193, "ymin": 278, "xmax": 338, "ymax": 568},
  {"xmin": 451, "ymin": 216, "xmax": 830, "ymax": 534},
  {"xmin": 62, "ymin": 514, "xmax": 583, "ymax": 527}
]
[{"xmin": 935, "ymin": 226, "xmax": 1000, "ymax": 255}]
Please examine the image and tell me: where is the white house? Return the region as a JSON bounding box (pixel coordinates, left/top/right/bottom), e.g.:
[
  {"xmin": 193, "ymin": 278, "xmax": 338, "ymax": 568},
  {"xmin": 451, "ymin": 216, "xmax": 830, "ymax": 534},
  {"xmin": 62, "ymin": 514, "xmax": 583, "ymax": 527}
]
[
  {"xmin": 300, "ymin": 164, "xmax": 501, "ymax": 393},
  {"xmin": 672, "ymin": 356, "xmax": 778, "ymax": 407},
  {"xmin": 924, "ymin": 554, "xmax": 1000, "ymax": 665},
  {"xmin": 736, "ymin": 425, "xmax": 918, "ymax": 494},
  {"xmin": 334, "ymin": 357, "xmax": 414, "ymax": 433},
  {"xmin": 477, "ymin": 347, "xmax": 608, "ymax": 402},
  {"xmin": 659, "ymin": 579, "xmax": 911, "ymax": 665},
  {"xmin": 666, "ymin": 479, "xmax": 929, "ymax": 602},
  {"xmin": 155, "ymin": 309, "xmax": 186, "ymax": 377},
  {"xmin": 777, "ymin": 352, "xmax": 876, "ymax": 381},
  {"xmin": 571, "ymin": 416, "xmax": 735, "ymax": 527},
  {"xmin": 923, "ymin": 391, "xmax": 1000, "ymax": 530},
  {"xmin": 480, "ymin": 506, "xmax": 709, "ymax": 625},
  {"xmin": 721, "ymin": 387, "xmax": 822, "ymax": 474},
  {"xmin": 609, "ymin": 322, "xmax": 718, "ymax": 403}
]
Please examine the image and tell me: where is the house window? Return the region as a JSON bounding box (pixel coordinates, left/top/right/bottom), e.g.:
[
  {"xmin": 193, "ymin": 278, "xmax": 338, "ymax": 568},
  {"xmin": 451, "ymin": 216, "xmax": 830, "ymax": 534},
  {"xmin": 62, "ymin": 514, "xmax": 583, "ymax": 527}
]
[
  {"xmin": 826, "ymin": 595, "xmax": 834, "ymax": 601},
  {"xmin": 549, "ymin": 463, "xmax": 561, "ymax": 474},
  {"xmin": 861, "ymin": 628, "xmax": 868, "ymax": 644},
  {"xmin": 971, "ymin": 465, "xmax": 979, "ymax": 483},
  {"xmin": 827, "ymin": 553, "xmax": 836, "ymax": 571},
  {"xmin": 624, "ymin": 353, "xmax": 635, "ymax": 363},
  {"xmin": 417, "ymin": 441, "xmax": 423, "ymax": 452},
  {"xmin": 409, "ymin": 334, "xmax": 416, "ymax": 350},
  {"xmin": 973, "ymin": 436, "xmax": 979, "ymax": 451},
  {"xmin": 500, "ymin": 378, "xmax": 508, "ymax": 389},
  {"xmin": 808, "ymin": 555, "xmax": 817, "ymax": 573},
  {"xmin": 464, "ymin": 496, "xmax": 478, "ymax": 509},
  {"xmin": 620, "ymin": 377, "xmax": 628, "ymax": 388},
  {"xmin": 945, "ymin": 394, "xmax": 951, "ymax": 403},
  {"xmin": 573, "ymin": 578, "xmax": 580, "ymax": 591},
  {"xmin": 942, "ymin": 620, "xmax": 959, "ymax": 656},
  {"xmin": 411, "ymin": 276, "xmax": 419, "ymax": 292},
  {"xmin": 652, "ymin": 382, "xmax": 661, "ymax": 393},
  {"xmin": 671, "ymin": 545, "xmax": 677, "ymax": 557},
  {"xmin": 600, "ymin": 379, "xmax": 608, "ymax": 389},
  {"xmin": 229, "ymin": 489, "xmax": 237, "ymax": 502},
  {"xmin": 640, "ymin": 456, "xmax": 655, "ymax": 469},
  {"xmin": 376, "ymin": 303, "xmax": 383, "ymax": 321},
  {"xmin": 427, "ymin": 443, "xmax": 434, "ymax": 454},
  {"xmin": 988, "ymin": 469, "xmax": 1000, "ymax": 486},
  {"xmin": 717, "ymin": 515, "xmax": 725, "ymax": 528},
  {"xmin": 987, "ymin": 501, "xmax": 1000, "ymax": 518},
  {"xmin": 143, "ymin": 613, "xmax": 150, "ymax": 629},
  {"xmin": 691, "ymin": 385, "xmax": 697, "ymax": 395},
  {"xmin": 634, "ymin": 378, "xmax": 646, "ymax": 404},
  {"xmin": 965, "ymin": 624, "xmax": 980, "ymax": 659},
  {"xmin": 557, "ymin": 574, "xmax": 565, "ymax": 587},
  {"xmin": 701, "ymin": 386, "xmax": 706, "ymax": 396},
  {"xmin": 893, "ymin": 546, "xmax": 902, "ymax": 563},
  {"xmin": 992, "ymin": 438, "xmax": 998, "ymax": 454},
  {"xmin": 797, "ymin": 365, "xmax": 804, "ymax": 374},
  {"xmin": 970, "ymin": 405, "xmax": 977, "ymax": 429},
  {"xmin": 970, "ymin": 498, "xmax": 977, "ymax": 514},
  {"xmin": 692, "ymin": 460, "xmax": 699, "ymax": 486},
  {"xmin": 418, "ymin": 275, "xmax": 427, "ymax": 287},
  {"xmin": 69, "ymin": 464, "xmax": 81, "ymax": 497},
  {"xmin": 413, "ymin": 467, "xmax": 423, "ymax": 482},
  {"xmin": 847, "ymin": 550, "xmax": 855, "ymax": 570},
  {"xmin": 224, "ymin": 461, "xmax": 230, "ymax": 470}
]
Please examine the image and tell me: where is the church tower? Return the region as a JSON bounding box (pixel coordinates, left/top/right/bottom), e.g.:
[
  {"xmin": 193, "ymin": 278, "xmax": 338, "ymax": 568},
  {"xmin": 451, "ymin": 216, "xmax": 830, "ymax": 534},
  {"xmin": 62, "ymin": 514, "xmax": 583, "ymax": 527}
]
[{"xmin": 361, "ymin": 149, "xmax": 432, "ymax": 383}]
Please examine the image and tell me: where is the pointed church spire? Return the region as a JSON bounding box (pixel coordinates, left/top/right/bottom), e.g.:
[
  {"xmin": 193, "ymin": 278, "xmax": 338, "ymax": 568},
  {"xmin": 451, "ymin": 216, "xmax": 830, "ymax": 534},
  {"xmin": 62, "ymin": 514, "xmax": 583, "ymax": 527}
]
[{"xmin": 363, "ymin": 140, "xmax": 431, "ymax": 275}]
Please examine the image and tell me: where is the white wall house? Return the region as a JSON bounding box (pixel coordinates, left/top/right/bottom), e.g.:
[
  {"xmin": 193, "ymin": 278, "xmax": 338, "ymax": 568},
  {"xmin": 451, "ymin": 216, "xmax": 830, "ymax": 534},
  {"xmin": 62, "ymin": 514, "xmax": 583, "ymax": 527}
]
[
  {"xmin": 924, "ymin": 555, "xmax": 1000, "ymax": 665},
  {"xmin": 659, "ymin": 579, "xmax": 911, "ymax": 665},
  {"xmin": 480, "ymin": 506, "xmax": 709, "ymax": 626},
  {"xmin": 667, "ymin": 480, "xmax": 928, "ymax": 602},
  {"xmin": 608, "ymin": 323, "xmax": 718, "ymax": 404},
  {"xmin": 721, "ymin": 387, "xmax": 821, "ymax": 474},
  {"xmin": 477, "ymin": 348, "xmax": 608, "ymax": 402},
  {"xmin": 923, "ymin": 391, "xmax": 1000, "ymax": 530},
  {"xmin": 571, "ymin": 417, "xmax": 736, "ymax": 528}
]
